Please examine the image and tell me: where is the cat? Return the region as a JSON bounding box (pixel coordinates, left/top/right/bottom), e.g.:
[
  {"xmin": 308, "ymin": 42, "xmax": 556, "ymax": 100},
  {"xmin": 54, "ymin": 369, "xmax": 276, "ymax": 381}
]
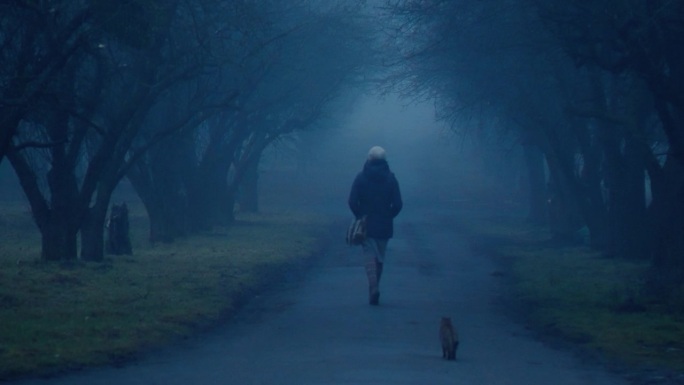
[{"xmin": 439, "ymin": 316, "xmax": 459, "ymax": 360}]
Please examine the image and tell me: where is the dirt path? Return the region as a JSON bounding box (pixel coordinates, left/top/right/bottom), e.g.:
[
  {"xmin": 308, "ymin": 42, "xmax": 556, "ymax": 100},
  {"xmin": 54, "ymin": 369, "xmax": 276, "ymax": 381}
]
[{"xmin": 9, "ymin": 202, "xmax": 628, "ymax": 385}]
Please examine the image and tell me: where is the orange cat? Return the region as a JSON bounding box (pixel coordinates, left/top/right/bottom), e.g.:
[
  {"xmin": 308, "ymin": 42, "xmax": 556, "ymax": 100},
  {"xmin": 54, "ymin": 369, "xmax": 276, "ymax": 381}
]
[{"xmin": 439, "ymin": 317, "xmax": 459, "ymax": 360}]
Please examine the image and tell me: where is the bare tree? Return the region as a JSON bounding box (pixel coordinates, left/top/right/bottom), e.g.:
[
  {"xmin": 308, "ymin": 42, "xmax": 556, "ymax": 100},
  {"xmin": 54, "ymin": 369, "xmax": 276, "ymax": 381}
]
[
  {"xmin": 5, "ymin": 1, "xmax": 241, "ymax": 260},
  {"xmin": 0, "ymin": 3, "xmax": 91, "ymax": 165},
  {"xmin": 127, "ymin": 1, "xmax": 376, "ymax": 242},
  {"xmin": 383, "ymin": 0, "xmax": 684, "ymax": 297}
]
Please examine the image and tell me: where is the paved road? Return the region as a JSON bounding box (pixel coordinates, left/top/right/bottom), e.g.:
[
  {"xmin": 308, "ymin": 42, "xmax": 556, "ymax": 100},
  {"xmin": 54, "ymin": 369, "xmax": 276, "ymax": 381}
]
[{"xmin": 10, "ymin": 203, "xmax": 628, "ymax": 385}]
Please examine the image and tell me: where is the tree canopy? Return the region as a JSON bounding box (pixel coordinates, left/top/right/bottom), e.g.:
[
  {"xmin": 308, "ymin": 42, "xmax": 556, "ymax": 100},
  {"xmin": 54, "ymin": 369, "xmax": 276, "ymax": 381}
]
[
  {"xmin": 383, "ymin": 0, "xmax": 684, "ymax": 294},
  {"xmin": 0, "ymin": 0, "xmax": 376, "ymax": 260}
]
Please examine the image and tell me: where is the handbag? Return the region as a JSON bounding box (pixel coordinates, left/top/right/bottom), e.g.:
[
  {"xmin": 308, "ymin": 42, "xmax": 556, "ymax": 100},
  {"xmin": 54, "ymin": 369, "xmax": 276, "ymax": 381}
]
[{"xmin": 346, "ymin": 216, "xmax": 367, "ymax": 246}]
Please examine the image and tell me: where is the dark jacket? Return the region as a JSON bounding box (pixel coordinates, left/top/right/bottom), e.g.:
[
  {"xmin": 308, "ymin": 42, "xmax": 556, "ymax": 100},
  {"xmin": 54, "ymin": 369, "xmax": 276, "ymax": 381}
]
[{"xmin": 348, "ymin": 159, "xmax": 403, "ymax": 239}]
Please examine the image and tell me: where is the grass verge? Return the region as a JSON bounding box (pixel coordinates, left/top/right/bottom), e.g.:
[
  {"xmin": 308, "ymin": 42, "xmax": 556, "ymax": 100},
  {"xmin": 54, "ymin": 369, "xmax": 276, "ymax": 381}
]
[
  {"xmin": 0, "ymin": 204, "xmax": 328, "ymax": 379},
  {"xmin": 464, "ymin": 215, "xmax": 684, "ymax": 374}
]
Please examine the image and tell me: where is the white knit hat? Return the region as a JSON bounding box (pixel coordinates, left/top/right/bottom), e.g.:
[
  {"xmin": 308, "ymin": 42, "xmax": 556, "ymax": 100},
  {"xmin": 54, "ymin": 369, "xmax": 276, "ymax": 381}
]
[{"xmin": 368, "ymin": 146, "xmax": 386, "ymax": 160}]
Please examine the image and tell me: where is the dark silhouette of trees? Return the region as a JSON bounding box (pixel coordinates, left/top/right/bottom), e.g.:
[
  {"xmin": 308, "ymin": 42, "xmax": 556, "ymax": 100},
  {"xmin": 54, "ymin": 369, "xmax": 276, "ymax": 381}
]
[
  {"xmin": 106, "ymin": 202, "xmax": 132, "ymax": 255},
  {"xmin": 383, "ymin": 0, "xmax": 684, "ymax": 293},
  {"xmin": 0, "ymin": 3, "xmax": 92, "ymax": 164},
  {"xmin": 0, "ymin": 2, "xmax": 234, "ymax": 259},
  {"xmin": 534, "ymin": 0, "xmax": 684, "ymax": 291},
  {"xmin": 2, "ymin": 1, "xmax": 376, "ymax": 257},
  {"xmin": 5, "ymin": 1, "xmax": 233, "ymax": 261},
  {"xmin": 127, "ymin": 2, "xmax": 376, "ymax": 243}
]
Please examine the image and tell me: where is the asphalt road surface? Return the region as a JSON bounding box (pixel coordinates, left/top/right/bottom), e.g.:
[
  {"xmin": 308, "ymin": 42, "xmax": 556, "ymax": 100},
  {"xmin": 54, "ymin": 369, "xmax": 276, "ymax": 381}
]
[{"xmin": 9, "ymin": 203, "xmax": 628, "ymax": 385}]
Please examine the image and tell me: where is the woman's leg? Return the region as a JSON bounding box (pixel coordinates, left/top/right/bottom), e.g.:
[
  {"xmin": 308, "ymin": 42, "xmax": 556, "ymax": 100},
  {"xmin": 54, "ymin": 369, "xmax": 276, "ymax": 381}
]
[
  {"xmin": 362, "ymin": 238, "xmax": 381, "ymax": 305},
  {"xmin": 375, "ymin": 239, "xmax": 388, "ymax": 283}
]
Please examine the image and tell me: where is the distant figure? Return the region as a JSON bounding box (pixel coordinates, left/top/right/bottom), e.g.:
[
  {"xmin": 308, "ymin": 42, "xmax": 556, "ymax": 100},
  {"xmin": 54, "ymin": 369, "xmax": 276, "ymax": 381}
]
[
  {"xmin": 439, "ymin": 316, "xmax": 459, "ymax": 360},
  {"xmin": 106, "ymin": 203, "xmax": 133, "ymax": 255},
  {"xmin": 348, "ymin": 146, "xmax": 402, "ymax": 305}
]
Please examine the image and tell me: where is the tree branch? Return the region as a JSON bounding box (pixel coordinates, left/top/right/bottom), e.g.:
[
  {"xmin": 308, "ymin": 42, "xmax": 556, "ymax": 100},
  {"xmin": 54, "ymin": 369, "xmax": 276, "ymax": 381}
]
[{"xmin": 12, "ymin": 139, "xmax": 67, "ymax": 152}]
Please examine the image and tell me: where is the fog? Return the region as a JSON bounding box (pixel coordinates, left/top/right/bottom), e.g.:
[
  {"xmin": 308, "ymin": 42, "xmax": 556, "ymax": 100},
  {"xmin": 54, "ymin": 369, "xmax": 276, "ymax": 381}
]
[
  {"xmin": 259, "ymin": 93, "xmax": 498, "ymax": 217},
  {"xmin": 2, "ymin": 1, "xmax": 682, "ymax": 382},
  {"xmin": 0, "ymin": 92, "xmax": 505, "ymax": 220}
]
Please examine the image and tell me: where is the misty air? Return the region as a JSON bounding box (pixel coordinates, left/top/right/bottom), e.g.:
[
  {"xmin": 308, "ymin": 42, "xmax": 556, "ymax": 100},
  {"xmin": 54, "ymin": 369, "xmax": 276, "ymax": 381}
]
[{"xmin": 0, "ymin": 1, "xmax": 683, "ymax": 384}]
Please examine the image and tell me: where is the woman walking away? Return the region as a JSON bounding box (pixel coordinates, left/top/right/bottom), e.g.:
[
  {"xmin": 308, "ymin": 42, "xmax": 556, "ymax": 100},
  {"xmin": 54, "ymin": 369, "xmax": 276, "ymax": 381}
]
[{"xmin": 348, "ymin": 146, "xmax": 403, "ymax": 305}]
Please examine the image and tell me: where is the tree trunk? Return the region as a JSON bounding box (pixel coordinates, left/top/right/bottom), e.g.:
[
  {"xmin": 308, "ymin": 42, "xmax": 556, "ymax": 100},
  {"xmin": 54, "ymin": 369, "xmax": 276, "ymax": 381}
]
[
  {"xmin": 128, "ymin": 160, "xmax": 188, "ymax": 243},
  {"xmin": 238, "ymin": 158, "xmax": 260, "ymax": 213},
  {"xmin": 104, "ymin": 203, "xmax": 133, "ymax": 254},
  {"xmin": 81, "ymin": 204, "xmax": 108, "ymax": 261},
  {"xmin": 540, "ymin": 133, "xmax": 592, "ymax": 244},
  {"xmin": 8, "ymin": 143, "xmax": 83, "ymax": 261},
  {"xmin": 648, "ymin": 159, "xmax": 684, "ymax": 271},
  {"xmin": 147, "ymin": 203, "xmax": 176, "ymax": 243},
  {"xmin": 522, "ymin": 144, "xmax": 546, "ymax": 224},
  {"xmin": 0, "ymin": 111, "xmax": 21, "ymax": 166},
  {"xmin": 81, "ymin": 166, "xmax": 123, "ymax": 261},
  {"xmin": 222, "ymin": 190, "xmax": 237, "ymax": 224},
  {"xmin": 215, "ymin": 169, "xmax": 236, "ymax": 226},
  {"xmin": 605, "ymin": 135, "xmax": 648, "ymax": 259},
  {"xmin": 187, "ymin": 162, "xmax": 232, "ymax": 230},
  {"xmin": 41, "ymin": 218, "xmax": 78, "ymax": 261},
  {"xmin": 142, "ymin": 194, "xmax": 182, "ymax": 243}
]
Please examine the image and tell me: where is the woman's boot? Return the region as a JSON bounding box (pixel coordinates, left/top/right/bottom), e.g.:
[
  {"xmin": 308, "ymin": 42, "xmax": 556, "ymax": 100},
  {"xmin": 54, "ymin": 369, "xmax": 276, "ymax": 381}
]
[
  {"xmin": 365, "ymin": 262, "xmax": 379, "ymax": 305},
  {"xmin": 376, "ymin": 261, "xmax": 384, "ymax": 284}
]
